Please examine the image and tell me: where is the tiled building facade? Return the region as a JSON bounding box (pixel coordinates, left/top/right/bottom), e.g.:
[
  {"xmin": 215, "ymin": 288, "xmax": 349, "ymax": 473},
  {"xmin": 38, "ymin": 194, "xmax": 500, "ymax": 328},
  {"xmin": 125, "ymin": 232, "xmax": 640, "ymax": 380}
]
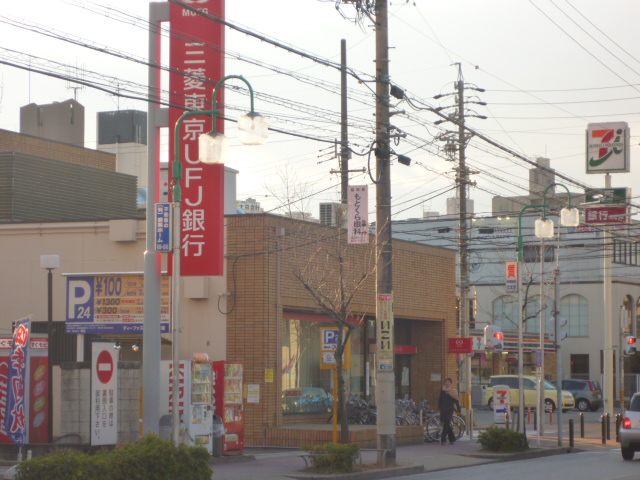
[{"xmin": 225, "ymin": 214, "xmax": 458, "ymax": 446}]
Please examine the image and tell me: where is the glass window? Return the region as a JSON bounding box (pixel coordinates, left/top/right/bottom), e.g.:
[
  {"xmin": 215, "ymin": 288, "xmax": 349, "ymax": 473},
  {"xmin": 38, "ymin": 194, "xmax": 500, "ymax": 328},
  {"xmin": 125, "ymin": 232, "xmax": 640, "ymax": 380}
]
[
  {"xmin": 560, "ymin": 294, "xmax": 589, "ymax": 337},
  {"xmin": 523, "ymin": 295, "xmax": 552, "ymax": 334},
  {"xmin": 281, "ymin": 317, "xmax": 363, "ymax": 415},
  {"xmin": 493, "ymin": 295, "xmax": 518, "ymax": 331}
]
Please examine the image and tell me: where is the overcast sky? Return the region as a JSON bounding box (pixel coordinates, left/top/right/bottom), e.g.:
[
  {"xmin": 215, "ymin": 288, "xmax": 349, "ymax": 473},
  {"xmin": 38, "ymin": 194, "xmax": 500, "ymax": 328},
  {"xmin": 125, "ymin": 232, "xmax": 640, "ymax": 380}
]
[{"xmin": 1, "ymin": 0, "xmax": 639, "ymax": 221}]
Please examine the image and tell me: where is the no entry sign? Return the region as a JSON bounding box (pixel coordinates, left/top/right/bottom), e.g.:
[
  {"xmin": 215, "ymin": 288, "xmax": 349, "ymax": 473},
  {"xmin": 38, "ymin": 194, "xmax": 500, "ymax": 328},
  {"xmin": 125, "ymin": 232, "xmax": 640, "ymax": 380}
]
[
  {"xmin": 96, "ymin": 350, "xmax": 114, "ymax": 385},
  {"xmin": 91, "ymin": 343, "xmax": 118, "ymax": 446}
]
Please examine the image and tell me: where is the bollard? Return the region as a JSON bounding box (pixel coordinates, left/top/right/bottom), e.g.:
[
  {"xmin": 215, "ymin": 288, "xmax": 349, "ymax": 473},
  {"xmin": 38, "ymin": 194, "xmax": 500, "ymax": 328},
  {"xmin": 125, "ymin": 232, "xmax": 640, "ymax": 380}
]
[
  {"xmin": 549, "ymin": 405, "xmax": 554, "ymax": 425},
  {"xmin": 616, "ymin": 414, "xmax": 622, "ymax": 443},
  {"xmin": 601, "ymin": 415, "xmax": 606, "ymax": 444},
  {"xmin": 606, "ymin": 413, "xmax": 611, "ymax": 440},
  {"xmin": 505, "ymin": 411, "xmax": 510, "ymax": 430},
  {"xmin": 580, "ymin": 412, "xmax": 585, "ymax": 438},
  {"xmin": 527, "ymin": 404, "xmax": 532, "ymax": 424},
  {"xmin": 569, "ymin": 419, "xmax": 574, "ymax": 448}
]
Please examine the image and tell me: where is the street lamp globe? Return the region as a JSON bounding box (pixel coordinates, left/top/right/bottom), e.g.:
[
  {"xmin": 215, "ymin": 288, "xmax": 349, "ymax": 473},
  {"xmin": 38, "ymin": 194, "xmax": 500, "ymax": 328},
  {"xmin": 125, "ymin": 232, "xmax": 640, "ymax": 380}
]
[
  {"xmin": 535, "ymin": 217, "xmax": 554, "ymax": 239},
  {"xmin": 198, "ymin": 131, "xmax": 229, "ymax": 164},
  {"xmin": 560, "ymin": 207, "xmax": 580, "ymax": 227},
  {"xmin": 237, "ymin": 112, "xmax": 269, "ymax": 145}
]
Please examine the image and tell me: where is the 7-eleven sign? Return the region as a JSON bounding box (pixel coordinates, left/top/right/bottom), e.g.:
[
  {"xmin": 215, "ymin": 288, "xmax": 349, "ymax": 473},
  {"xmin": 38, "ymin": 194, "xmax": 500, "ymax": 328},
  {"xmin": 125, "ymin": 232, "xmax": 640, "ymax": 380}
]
[{"xmin": 586, "ymin": 122, "xmax": 629, "ymax": 174}]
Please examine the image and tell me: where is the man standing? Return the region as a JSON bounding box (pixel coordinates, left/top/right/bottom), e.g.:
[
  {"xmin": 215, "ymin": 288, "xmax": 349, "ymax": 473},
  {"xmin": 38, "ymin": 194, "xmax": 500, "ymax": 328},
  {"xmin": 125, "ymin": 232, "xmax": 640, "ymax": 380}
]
[{"xmin": 438, "ymin": 378, "xmax": 460, "ymax": 445}]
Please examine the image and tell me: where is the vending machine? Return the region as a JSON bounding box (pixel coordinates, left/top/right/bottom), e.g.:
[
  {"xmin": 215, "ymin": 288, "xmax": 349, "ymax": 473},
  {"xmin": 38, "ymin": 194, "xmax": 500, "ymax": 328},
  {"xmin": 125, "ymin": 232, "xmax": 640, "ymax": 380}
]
[
  {"xmin": 169, "ymin": 358, "xmax": 214, "ymax": 453},
  {"xmin": 212, "ymin": 361, "xmax": 244, "ymax": 455}
]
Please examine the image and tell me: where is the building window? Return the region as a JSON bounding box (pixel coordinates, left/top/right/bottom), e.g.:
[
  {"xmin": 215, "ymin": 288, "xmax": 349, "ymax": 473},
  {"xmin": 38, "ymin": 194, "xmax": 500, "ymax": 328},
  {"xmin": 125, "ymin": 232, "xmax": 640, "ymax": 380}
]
[
  {"xmin": 560, "ymin": 294, "xmax": 589, "ymax": 337},
  {"xmin": 522, "ymin": 244, "xmax": 555, "ymax": 263},
  {"xmin": 570, "ymin": 354, "xmax": 589, "ymax": 380},
  {"xmin": 492, "ymin": 295, "xmax": 518, "ymax": 331},
  {"xmin": 523, "ymin": 295, "xmax": 553, "ymax": 334},
  {"xmin": 281, "ymin": 317, "xmax": 364, "ymax": 415}
]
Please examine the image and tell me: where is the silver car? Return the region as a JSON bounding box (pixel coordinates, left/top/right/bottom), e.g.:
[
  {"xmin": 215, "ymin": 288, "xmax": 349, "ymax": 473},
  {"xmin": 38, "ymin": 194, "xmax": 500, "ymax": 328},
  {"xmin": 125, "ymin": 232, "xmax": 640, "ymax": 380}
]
[{"xmin": 620, "ymin": 392, "xmax": 640, "ymax": 460}]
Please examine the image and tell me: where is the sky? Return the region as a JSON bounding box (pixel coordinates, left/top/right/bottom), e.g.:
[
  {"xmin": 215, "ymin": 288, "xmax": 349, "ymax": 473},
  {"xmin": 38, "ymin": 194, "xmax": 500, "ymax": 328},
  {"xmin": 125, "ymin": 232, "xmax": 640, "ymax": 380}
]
[{"xmin": 1, "ymin": 0, "xmax": 640, "ymax": 221}]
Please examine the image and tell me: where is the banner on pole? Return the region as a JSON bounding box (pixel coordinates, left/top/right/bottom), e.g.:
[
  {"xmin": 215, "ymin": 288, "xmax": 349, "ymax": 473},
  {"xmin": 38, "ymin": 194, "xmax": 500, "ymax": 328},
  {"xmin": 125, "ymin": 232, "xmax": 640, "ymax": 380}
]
[
  {"xmin": 5, "ymin": 316, "xmax": 31, "ymax": 447},
  {"xmin": 348, "ymin": 186, "xmax": 369, "ymax": 244}
]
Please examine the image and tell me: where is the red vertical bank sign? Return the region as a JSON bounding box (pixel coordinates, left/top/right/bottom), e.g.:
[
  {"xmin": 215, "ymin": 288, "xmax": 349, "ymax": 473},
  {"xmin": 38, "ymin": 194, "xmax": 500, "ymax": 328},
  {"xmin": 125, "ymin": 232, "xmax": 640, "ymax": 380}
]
[{"xmin": 169, "ymin": 0, "xmax": 226, "ymax": 276}]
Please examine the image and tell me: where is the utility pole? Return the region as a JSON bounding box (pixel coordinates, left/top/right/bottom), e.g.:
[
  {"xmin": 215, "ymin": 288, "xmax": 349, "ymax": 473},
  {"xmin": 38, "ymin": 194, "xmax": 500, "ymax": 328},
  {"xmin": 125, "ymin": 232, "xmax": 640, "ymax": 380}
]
[
  {"xmin": 455, "ymin": 66, "xmax": 472, "ymax": 428},
  {"xmin": 374, "ymin": 0, "xmax": 396, "ymax": 464},
  {"xmin": 554, "ymin": 263, "xmax": 563, "ymax": 446},
  {"xmin": 340, "ymin": 39, "xmax": 349, "ymax": 205}
]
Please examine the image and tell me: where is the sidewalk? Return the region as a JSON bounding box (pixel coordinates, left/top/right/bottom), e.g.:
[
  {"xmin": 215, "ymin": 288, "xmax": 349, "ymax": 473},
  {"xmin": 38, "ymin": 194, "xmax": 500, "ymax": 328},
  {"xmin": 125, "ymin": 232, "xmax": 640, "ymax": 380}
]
[{"xmin": 209, "ymin": 419, "xmax": 620, "ymax": 480}]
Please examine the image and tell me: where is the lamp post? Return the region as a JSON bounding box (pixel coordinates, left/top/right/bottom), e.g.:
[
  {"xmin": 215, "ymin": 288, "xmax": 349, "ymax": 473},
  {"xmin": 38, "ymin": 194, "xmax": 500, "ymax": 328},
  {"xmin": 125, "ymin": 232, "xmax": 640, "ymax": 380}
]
[
  {"xmin": 516, "ymin": 184, "xmax": 579, "ymax": 443},
  {"xmin": 40, "ymin": 254, "xmax": 60, "ymax": 444},
  {"xmin": 170, "ymin": 75, "xmax": 267, "ymax": 444}
]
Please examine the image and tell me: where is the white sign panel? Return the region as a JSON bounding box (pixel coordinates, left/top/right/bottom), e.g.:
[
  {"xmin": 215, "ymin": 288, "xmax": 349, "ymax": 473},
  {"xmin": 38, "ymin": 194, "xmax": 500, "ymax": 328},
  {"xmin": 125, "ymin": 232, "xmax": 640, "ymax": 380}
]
[
  {"xmin": 493, "ymin": 385, "xmax": 510, "ymax": 424},
  {"xmin": 348, "ymin": 185, "xmax": 369, "ymax": 244},
  {"xmin": 91, "ymin": 342, "xmax": 118, "ymax": 446},
  {"xmin": 586, "ymin": 122, "xmax": 630, "ymax": 174},
  {"xmin": 505, "ymin": 262, "xmax": 518, "ymax": 292}
]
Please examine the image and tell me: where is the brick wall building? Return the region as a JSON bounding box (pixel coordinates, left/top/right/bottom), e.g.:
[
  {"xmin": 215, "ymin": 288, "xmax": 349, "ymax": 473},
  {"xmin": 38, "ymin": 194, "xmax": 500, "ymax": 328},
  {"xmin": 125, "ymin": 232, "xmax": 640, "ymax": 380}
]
[{"xmin": 225, "ymin": 213, "xmax": 458, "ymax": 446}]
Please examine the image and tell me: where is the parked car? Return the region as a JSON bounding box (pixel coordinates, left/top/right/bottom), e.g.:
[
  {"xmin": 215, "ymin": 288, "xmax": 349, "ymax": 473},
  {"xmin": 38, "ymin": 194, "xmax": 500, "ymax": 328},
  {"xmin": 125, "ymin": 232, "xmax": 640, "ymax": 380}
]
[
  {"xmin": 282, "ymin": 387, "xmax": 333, "ymax": 414},
  {"xmin": 551, "ymin": 379, "xmax": 602, "ymax": 412},
  {"xmin": 484, "ymin": 375, "xmax": 575, "ymax": 412},
  {"xmin": 620, "ymin": 392, "xmax": 640, "ymax": 460}
]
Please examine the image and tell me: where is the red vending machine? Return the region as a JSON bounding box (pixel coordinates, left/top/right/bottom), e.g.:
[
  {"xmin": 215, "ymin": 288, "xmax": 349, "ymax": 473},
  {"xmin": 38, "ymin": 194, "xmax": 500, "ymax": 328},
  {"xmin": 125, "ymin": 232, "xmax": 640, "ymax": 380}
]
[{"xmin": 212, "ymin": 361, "xmax": 244, "ymax": 455}]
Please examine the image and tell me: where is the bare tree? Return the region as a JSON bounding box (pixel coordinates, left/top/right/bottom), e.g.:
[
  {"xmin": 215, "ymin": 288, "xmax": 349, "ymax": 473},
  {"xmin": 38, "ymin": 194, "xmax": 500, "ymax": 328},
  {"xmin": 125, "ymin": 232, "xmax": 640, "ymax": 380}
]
[
  {"xmin": 264, "ymin": 164, "xmax": 315, "ymax": 220},
  {"xmin": 291, "ymin": 206, "xmax": 376, "ymax": 443}
]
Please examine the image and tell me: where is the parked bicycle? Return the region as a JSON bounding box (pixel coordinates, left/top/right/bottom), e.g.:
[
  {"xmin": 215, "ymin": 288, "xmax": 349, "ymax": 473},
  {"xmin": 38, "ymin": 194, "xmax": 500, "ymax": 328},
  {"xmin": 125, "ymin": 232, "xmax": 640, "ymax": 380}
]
[{"xmin": 423, "ymin": 413, "xmax": 466, "ymax": 443}]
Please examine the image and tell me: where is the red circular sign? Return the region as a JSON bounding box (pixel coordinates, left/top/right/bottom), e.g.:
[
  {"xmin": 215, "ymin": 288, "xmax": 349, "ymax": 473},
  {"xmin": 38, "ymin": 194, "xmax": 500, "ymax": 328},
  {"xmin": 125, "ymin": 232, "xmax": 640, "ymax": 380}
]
[{"xmin": 96, "ymin": 350, "xmax": 114, "ymax": 384}]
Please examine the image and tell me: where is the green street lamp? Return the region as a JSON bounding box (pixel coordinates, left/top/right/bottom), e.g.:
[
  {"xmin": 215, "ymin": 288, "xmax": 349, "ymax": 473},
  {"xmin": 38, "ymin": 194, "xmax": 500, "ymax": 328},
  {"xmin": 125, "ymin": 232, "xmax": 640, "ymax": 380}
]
[
  {"xmin": 171, "ymin": 75, "xmax": 267, "ymax": 443},
  {"xmin": 516, "ymin": 183, "xmax": 578, "ymax": 444}
]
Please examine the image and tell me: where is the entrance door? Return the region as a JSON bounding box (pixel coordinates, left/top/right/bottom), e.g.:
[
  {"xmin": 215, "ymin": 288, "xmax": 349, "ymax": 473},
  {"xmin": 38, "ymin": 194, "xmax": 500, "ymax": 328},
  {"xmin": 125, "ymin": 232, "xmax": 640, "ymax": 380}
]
[{"xmin": 395, "ymin": 354, "xmax": 411, "ymax": 399}]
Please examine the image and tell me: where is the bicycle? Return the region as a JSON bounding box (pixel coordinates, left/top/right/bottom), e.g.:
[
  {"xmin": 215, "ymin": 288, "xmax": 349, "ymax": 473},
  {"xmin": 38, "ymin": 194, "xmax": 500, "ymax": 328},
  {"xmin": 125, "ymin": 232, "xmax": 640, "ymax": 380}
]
[{"xmin": 423, "ymin": 413, "xmax": 466, "ymax": 443}]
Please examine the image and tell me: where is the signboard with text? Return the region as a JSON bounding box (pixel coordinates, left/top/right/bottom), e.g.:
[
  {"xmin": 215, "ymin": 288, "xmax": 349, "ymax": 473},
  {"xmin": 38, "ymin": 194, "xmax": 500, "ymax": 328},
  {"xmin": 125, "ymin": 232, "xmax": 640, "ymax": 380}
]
[
  {"xmin": 169, "ymin": 0, "xmax": 226, "ymax": 276},
  {"xmin": 0, "ymin": 333, "xmax": 49, "ymax": 445},
  {"xmin": 448, "ymin": 337, "xmax": 473, "ymax": 354},
  {"xmin": 5, "ymin": 317, "xmax": 30, "ymax": 447},
  {"xmin": 319, "ymin": 327, "xmax": 352, "ymax": 370},
  {"xmin": 66, "ymin": 274, "xmax": 171, "ymax": 334},
  {"xmin": 154, "ymin": 203, "xmax": 172, "ymax": 253},
  {"xmin": 505, "ymin": 261, "xmax": 518, "ymax": 292},
  {"xmin": 348, "ymin": 186, "xmax": 369, "ymax": 244},
  {"xmin": 586, "ymin": 122, "xmax": 629, "ymax": 174},
  {"xmin": 584, "ymin": 206, "xmax": 628, "ymax": 225},
  {"xmin": 91, "ymin": 343, "xmax": 118, "ymax": 446},
  {"xmin": 376, "ymin": 294, "xmax": 394, "ymax": 371}
]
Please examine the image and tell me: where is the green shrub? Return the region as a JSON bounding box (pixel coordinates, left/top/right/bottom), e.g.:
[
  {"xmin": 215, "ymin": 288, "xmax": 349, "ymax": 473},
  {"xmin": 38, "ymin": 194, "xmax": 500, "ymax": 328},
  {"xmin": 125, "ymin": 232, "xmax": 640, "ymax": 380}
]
[
  {"xmin": 301, "ymin": 442, "xmax": 360, "ymax": 473},
  {"xmin": 477, "ymin": 425, "xmax": 528, "ymax": 453},
  {"xmin": 15, "ymin": 434, "xmax": 213, "ymax": 480}
]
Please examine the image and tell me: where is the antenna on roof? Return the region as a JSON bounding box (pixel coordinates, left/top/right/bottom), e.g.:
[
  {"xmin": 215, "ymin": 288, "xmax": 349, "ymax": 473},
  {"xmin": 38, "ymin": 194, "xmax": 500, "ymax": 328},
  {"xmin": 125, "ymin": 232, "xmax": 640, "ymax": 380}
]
[{"xmin": 66, "ymin": 62, "xmax": 86, "ymax": 101}]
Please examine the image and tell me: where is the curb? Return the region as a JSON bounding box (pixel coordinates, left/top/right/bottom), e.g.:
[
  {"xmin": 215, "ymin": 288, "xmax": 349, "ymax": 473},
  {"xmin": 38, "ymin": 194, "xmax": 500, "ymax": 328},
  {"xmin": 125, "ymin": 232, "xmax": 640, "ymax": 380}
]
[
  {"xmin": 210, "ymin": 454, "xmax": 256, "ymax": 464},
  {"xmin": 284, "ymin": 464, "xmax": 424, "ymax": 480},
  {"xmin": 460, "ymin": 446, "xmax": 581, "ymax": 462}
]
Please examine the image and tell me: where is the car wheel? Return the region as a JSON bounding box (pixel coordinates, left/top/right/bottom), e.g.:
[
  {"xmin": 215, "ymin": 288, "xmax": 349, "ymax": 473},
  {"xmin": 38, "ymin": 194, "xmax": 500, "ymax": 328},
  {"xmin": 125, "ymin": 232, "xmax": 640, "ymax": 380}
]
[
  {"xmin": 576, "ymin": 399, "xmax": 590, "ymax": 412},
  {"xmin": 544, "ymin": 399, "xmax": 556, "ymax": 413},
  {"xmin": 621, "ymin": 447, "xmax": 635, "ymax": 461},
  {"xmin": 488, "ymin": 398, "xmax": 494, "ymax": 410}
]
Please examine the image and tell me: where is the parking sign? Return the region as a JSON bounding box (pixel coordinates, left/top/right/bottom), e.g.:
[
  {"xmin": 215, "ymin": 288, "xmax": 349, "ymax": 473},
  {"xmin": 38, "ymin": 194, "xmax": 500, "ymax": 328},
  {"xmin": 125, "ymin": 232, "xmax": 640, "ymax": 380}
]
[{"xmin": 320, "ymin": 327, "xmax": 351, "ymax": 370}]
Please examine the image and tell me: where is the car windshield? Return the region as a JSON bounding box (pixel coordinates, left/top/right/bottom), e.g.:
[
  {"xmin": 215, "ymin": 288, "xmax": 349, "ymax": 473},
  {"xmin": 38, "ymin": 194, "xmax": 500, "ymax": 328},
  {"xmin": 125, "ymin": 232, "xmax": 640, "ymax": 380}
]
[{"xmin": 629, "ymin": 395, "xmax": 640, "ymax": 412}]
